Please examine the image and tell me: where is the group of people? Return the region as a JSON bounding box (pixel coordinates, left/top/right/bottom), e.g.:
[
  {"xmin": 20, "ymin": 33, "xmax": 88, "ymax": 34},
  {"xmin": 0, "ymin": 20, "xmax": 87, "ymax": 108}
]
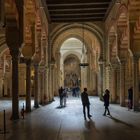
[
  {"xmin": 81, "ymin": 88, "xmax": 111, "ymax": 120},
  {"xmin": 58, "ymin": 87, "xmax": 68, "ymax": 107},
  {"xmin": 72, "ymin": 86, "xmax": 80, "ymax": 97},
  {"xmin": 59, "ymin": 86, "xmax": 133, "ymax": 120}
]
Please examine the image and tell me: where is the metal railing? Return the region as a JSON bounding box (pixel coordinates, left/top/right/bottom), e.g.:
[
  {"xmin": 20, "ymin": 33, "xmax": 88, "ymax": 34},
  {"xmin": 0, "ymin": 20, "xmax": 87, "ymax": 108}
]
[{"xmin": 0, "ymin": 109, "xmax": 7, "ymax": 134}]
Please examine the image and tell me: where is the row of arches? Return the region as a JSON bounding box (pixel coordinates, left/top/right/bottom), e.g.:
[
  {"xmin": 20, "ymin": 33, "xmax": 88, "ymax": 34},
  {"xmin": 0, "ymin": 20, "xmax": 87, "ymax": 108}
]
[{"xmin": 0, "ymin": 0, "xmax": 140, "ymax": 120}]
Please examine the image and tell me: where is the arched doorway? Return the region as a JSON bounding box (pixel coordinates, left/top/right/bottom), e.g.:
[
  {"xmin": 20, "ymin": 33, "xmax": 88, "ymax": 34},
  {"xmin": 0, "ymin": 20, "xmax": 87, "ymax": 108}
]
[
  {"xmin": 63, "ymin": 55, "xmax": 80, "ymax": 88},
  {"xmin": 51, "ymin": 23, "xmax": 104, "ymax": 96}
]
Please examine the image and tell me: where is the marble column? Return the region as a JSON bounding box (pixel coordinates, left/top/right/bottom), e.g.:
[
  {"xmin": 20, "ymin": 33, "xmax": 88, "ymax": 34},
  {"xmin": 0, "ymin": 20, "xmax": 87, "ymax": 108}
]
[
  {"xmin": 56, "ymin": 52, "xmax": 61, "ymax": 95},
  {"xmin": 45, "ymin": 68, "xmax": 49, "ymax": 102},
  {"xmin": 44, "ymin": 68, "xmax": 48, "ymax": 104},
  {"xmin": 98, "ymin": 61, "xmax": 104, "ymax": 99},
  {"xmin": 39, "ymin": 67, "xmax": 45, "ymax": 104},
  {"xmin": 87, "ymin": 52, "xmax": 91, "ymax": 91},
  {"xmin": 132, "ymin": 56, "xmax": 139, "ymax": 111},
  {"xmin": 50, "ymin": 65, "xmax": 54, "ymax": 101},
  {"xmin": 0, "ymin": 0, "xmax": 4, "ymax": 26},
  {"xmin": 34, "ymin": 64, "xmax": 39, "ymax": 108},
  {"xmin": 10, "ymin": 48, "xmax": 19, "ymax": 120},
  {"xmin": 120, "ymin": 61, "xmax": 126, "ymax": 106},
  {"xmin": 38, "ymin": 69, "xmax": 41, "ymax": 104},
  {"xmin": 111, "ymin": 67, "xmax": 117, "ymax": 103},
  {"xmin": 26, "ymin": 59, "xmax": 31, "ymax": 112},
  {"xmin": 48, "ymin": 68, "xmax": 51, "ymax": 101},
  {"xmin": 42, "ymin": 69, "xmax": 45, "ymax": 104},
  {"xmin": 51, "ymin": 65, "xmax": 55, "ymax": 100}
]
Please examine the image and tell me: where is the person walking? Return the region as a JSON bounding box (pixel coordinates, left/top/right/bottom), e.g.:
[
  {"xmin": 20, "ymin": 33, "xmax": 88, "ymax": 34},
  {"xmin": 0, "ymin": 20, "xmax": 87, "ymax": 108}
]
[
  {"xmin": 81, "ymin": 88, "xmax": 92, "ymax": 120},
  {"xmin": 59, "ymin": 86, "xmax": 64, "ymax": 107},
  {"xmin": 103, "ymin": 89, "xmax": 110, "ymax": 116}
]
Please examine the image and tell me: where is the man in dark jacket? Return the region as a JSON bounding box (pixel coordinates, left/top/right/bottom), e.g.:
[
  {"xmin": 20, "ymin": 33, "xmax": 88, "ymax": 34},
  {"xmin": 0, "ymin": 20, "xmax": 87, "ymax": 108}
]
[
  {"xmin": 59, "ymin": 87, "xmax": 64, "ymax": 107},
  {"xmin": 81, "ymin": 88, "xmax": 92, "ymax": 120},
  {"xmin": 128, "ymin": 87, "xmax": 133, "ymax": 110},
  {"xmin": 103, "ymin": 89, "xmax": 110, "ymax": 116}
]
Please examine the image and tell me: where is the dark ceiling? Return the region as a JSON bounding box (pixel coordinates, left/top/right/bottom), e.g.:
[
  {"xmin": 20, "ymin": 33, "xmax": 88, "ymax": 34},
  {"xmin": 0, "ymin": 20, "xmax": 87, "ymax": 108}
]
[{"xmin": 44, "ymin": 0, "xmax": 114, "ymax": 22}]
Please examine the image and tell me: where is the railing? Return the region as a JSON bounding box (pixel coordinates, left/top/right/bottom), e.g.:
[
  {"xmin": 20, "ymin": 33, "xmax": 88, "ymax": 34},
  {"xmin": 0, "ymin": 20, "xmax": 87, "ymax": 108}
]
[{"xmin": 0, "ymin": 109, "xmax": 7, "ymax": 134}]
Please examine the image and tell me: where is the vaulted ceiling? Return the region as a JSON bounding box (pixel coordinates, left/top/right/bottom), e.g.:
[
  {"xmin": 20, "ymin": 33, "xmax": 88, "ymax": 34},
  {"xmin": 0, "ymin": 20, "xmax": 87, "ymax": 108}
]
[{"xmin": 44, "ymin": 0, "xmax": 114, "ymax": 22}]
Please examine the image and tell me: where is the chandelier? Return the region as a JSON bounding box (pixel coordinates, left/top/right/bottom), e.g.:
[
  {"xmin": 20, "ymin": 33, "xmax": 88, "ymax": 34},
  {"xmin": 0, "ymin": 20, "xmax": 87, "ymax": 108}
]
[{"xmin": 79, "ymin": 23, "xmax": 89, "ymax": 67}]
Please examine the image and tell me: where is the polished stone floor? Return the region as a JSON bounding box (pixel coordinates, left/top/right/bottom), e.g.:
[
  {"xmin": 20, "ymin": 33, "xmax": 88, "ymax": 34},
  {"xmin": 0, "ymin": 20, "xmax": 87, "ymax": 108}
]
[{"xmin": 0, "ymin": 96, "xmax": 140, "ymax": 140}]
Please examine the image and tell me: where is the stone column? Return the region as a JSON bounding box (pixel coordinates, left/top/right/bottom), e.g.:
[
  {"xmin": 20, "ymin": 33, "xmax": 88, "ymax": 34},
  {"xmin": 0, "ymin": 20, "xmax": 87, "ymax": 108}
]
[
  {"xmin": 98, "ymin": 61, "xmax": 104, "ymax": 99},
  {"xmin": 132, "ymin": 56, "xmax": 139, "ymax": 111},
  {"xmin": 48, "ymin": 68, "xmax": 51, "ymax": 101},
  {"xmin": 34, "ymin": 64, "xmax": 39, "ymax": 108},
  {"xmin": 44, "ymin": 68, "xmax": 47, "ymax": 104},
  {"xmin": 38, "ymin": 69, "xmax": 41, "ymax": 104},
  {"xmin": 111, "ymin": 67, "xmax": 117, "ymax": 103},
  {"xmin": 87, "ymin": 52, "xmax": 91, "ymax": 91},
  {"xmin": 42, "ymin": 69, "xmax": 45, "ymax": 104},
  {"xmin": 0, "ymin": 0, "xmax": 4, "ymax": 26},
  {"xmin": 45, "ymin": 68, "xmax": 49, "ymax": 102},
  {"xmin": 50, "ymin": 65, "xmax": 54, "ymax": 101},
  {"xmin": 51, "ymin": 65, "xmax": 55, "ymax": 99},
  {"xmin": 26, "ymin": 59, "xmax": 31, "ymax": 112},
  {"xmin": 39, "ymin": 67, "xmax": 45, "ymax": 104},
  {"xmin": 10, "ymin": 48, "xmax": 19, "ymax": 120},
  {"xmin": 56, "ymin": 52, "xmax": 61, "ymax": 95},
  {"xmin": 120, "ymin": 61, "xmax": 126, "ymax": 106}
]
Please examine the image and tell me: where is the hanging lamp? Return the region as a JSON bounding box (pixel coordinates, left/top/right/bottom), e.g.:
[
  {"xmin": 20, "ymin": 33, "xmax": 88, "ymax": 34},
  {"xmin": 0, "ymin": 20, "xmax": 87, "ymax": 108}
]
[{"xmin": 79, "ymin": 23, "xmax": 89, "ymax": 67}]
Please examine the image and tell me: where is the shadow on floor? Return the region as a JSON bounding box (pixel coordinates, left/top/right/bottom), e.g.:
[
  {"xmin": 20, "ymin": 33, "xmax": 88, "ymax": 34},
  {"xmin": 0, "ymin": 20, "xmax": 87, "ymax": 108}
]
[
  {"xmin": 55, "ymin": 106, "xmax": 66, "ymax": 109},
  {"xmin": 107, "ymin": 115, "xmax": 135, "ymax": 128},
  {"xmin": 84, "ymin": 119, "xmax": 99, "ymax": 132}
]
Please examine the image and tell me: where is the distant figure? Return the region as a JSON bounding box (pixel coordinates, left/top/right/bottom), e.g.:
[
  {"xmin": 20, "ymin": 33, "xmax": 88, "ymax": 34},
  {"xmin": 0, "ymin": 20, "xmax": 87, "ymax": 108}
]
[
  {"xmin": 76, "ymin": 86, "xmax": 80, "ymax": 97},
  {"xmin": 63, "ymin": 88, "xmax": 68, "ymax": 107},
  {"xmin": 59, "ymin": 87, "xmax": 64, "ymax": 107},
  {"xmin": 72, "ymin": 87, "xmax": 76, "ymax": 97},
  {"xmin": 128, "ymin": 87, "xmax": 133, "ymax": 110},
  {"xmin": 81, "ymin": 88, "xmax": 92, "ymax": 120},
  {"xmin": 103, "ymin": 89, "xmax": 110, "ymax": 116}
]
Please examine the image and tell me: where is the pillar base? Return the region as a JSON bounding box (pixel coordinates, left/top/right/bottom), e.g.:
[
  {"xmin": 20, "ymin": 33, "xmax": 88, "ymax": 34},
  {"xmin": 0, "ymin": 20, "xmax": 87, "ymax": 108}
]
[
  {"xmin": 133, "ymin": 106, "xmax": 140, "ymax": 112},
  {"xmin": 26, "ymin": 109, "xmax": 31, "ymax": 113},
  {"xmin": 34, "ymin": 104, "xmax": 39, "ymax": 108},
  {"xmin": 120, "ymin": 102, "xmax": 125, "ymax": 107},
  {"xmin": 10, "ymin": 115, "xmax": 19, "ymax": 120}
]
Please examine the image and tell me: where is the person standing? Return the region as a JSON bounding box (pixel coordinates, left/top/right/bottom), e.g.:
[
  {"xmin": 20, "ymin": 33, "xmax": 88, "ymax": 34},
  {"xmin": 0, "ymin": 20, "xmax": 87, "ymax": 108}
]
[
  {"xmin": 103, "ymin": 89, "xmax": 110, "ymax": 116},
  {"xmin": 59, "ymin": 86, "xmax": 64, "ymax": 107},
  {"xmin": 128, "ymin": 87, "xmax": 133, "ymax": 110},
  {"xmin": 63, "ymin": 88, "xmax": 68, "ymax": 107},
  {"xmin": 81, "ymin": 88, "xmax": 92, "ymax": 120}
]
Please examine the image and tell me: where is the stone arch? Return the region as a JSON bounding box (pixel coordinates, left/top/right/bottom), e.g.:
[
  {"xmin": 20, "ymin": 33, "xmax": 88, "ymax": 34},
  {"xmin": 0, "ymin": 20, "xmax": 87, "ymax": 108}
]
[
  {"xmin": 63, "ymin": 54, "xmax": 80, "ymax": 87},
  {"xmin": 0, "ymin": 44, "xmax": 8, "ymax": 57},
  {"xmin": 50, "ymin": 23, "xmax": 103, "ymax": 61},
  {"xmin": 116, "ymin": 4, "xmax": 128, "ymax": 23},
  {"xmin": 64, "ymin": 54, "xmax": 80, "ymax": 63},
  {"xmin": 55, "ymin": 34, "xmax": 89, "ymax": 54},
  {"xmin": 116, "ymin": 4, "xmax": 128, "ymax": 59},
  {"xmin": 108, "ymin": 25, "xmax": 117, "ymax": 63},
  {"xmin": 62, "ymin": 51, "xmax": 81, "ymax": 62},
  {"xmin": 0, "ymin": 46, "xmax": 9, "ymax": 57}
]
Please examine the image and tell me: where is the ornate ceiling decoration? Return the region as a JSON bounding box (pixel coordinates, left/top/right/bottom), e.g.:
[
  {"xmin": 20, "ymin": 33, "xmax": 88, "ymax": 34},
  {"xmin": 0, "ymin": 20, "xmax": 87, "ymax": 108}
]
[{"xmin": 44, "ymin": 0, "xmax": 113, "ymax": 22}]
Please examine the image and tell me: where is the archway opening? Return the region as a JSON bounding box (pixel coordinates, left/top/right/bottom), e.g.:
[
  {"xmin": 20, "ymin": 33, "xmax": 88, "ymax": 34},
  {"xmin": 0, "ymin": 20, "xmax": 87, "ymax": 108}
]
[
  {"xmin": 60, "ymin": 38, "xmax": 85, "ymax": 89},
  {"xmin": 52, "ymin": 24, "xmax": 103, "ymax": 96}
]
